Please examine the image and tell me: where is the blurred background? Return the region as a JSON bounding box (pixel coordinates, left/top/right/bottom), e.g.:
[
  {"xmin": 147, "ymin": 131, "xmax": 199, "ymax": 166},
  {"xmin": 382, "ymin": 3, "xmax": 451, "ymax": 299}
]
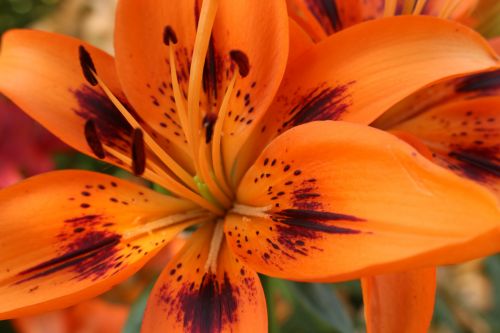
[{"xmin": 0, "ymin": 0, "xmax": 500, "ymax": 332}]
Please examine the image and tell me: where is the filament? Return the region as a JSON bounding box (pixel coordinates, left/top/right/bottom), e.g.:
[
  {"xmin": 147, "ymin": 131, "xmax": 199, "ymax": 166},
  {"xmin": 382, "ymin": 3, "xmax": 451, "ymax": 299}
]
[
  {"xmin": 204, "ymin": 220, "xmax": 225, "ymax": 272},
  {"xmin": 123, "ymin": 210, "xmax": 210, "ymax": 240},
  {"xmin": 211, "ymin": 74, "xmax": 237, "ymax": 196}
]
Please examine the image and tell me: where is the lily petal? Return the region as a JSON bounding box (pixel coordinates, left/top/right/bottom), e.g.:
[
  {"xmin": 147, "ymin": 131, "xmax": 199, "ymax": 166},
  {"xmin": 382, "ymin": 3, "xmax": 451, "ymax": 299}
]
[
  {"xmin": 226, "ymin": 121, "xmax": 500, "ymax": 281},
  {"xmin": 0, "ymin": 30, "xmax": 158, "ymax": 176},
  {"xmin": 269, "ymin": 16, "xmax": 498, "ymax": 126},
  {"xmin": 233, "ymin": 16, "xmax": 499, "ymax": 184},
  {"xmin": 373, "ymin": 68, "xmax": 500, "ymax": 130},
  {"xmin": 361, "ymin": 268, "xmax": 436, "ymax": 333},
  {"xmin": 0, "ymin": 170, "xmax": 198, "ymax": 319},
  {"xmin": 142, "ymin": 222, "xmax": 267, "ymax": 333},
  {"xmin": 114, "ymin": 0, "xmax": 289, "ymax": 180},
  {"xmin": 288, "ymin": 19, "xmax": 315, "ymax": 64},
  {"xmin": 287, "ymin": 0, "xmax": 479, "ymax": 39},
  {"xmin": 114, "ymin": 0, "xmax": 197, "ymax": 170},
  {"xmin": 391, "ymin": 97, "xmax": 500, "ymax": 199}
]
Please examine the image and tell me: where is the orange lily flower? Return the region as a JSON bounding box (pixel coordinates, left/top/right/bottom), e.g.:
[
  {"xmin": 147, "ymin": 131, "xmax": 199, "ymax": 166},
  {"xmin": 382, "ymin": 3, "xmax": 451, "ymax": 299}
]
[
  {"xmin": 286, "ymin": 0, "xmax": 480, "ymax": 41},
  {"xmin": 0, "ymin": 1, "xmax": 499, "ymax": 332},
  {"xmin": 287, "ymin": 1, "xmax": 500, "ymax": 332}
]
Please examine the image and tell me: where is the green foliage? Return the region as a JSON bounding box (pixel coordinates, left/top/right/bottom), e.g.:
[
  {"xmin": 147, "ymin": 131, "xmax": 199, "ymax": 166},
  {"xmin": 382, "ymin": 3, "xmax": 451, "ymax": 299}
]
[
  {"xmin": 0, "ymin": 0, "xmax": 60, "ymax": 34},
  {"xmin": 123, "ymin": 283, "xmax": 155, "ymax": 333},
  {"xmin": 263, "ymin": 276, "xmax": 355, "ymax": 333}
]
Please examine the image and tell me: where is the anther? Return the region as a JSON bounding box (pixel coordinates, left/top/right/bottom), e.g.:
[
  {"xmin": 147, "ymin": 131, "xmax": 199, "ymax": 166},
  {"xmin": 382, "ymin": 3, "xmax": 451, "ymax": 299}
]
[
  {"xmin": 84, "ymin": 119, "xmax": 105, "ymax": 159},
  {"xmin": 163, "ymin": 26, "xmax": 178, "ymax": 46},
  {"xmin": 132, "ymin": 128, "xmax": 146, "ymax": 176},
  {"xmin": 202, "ymin": 113, "xmax": 217, "ymax": 144},
  {"xmin": 78, "ymin": 45, "xmax": 97, "ymax": 86},
  {"xmin": 229, "ymin": 50, "xmax": 250, "ymax": 78}
]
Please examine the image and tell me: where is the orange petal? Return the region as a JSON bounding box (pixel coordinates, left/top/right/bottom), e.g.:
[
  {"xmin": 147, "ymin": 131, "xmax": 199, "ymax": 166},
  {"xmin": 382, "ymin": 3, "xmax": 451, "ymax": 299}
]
[
  {"xmin": 226, "ymin": 121, "xmax": 500, "ymax": 281},
  {"xmin": 286, "ymin": 0, "xmax": 330, "ymax": 41},
  {"xmin": 0, "ymin": 30, "xmax": 156, "ymax": 175},
  {"xmin": 114, "ymin": 0, "xmax": 289, "ymax": 180},
  {"xmin": 0, "ymin": 170, "xmax": 199, "ymax": 319},
  {"xmin": 270, "ymin": 16, "xmax": 498, "ymax": 126},
  {"xmin": 142, "ymin": 222, "xmax": 267, "ymax": 333},
  {"xmin": 288, "ymin": 18, "xmax": 315, "ymax": 65},
  {"xmin": 233, "ymin": 16, "xmax": 499, "ymax": 184},
  {"xmin": 114, "ymin": 0, "xmax": 196, "ymax": 170},
  {"xmin": 373, "ymin": 68, "xmax": 500, "ymax": 130},
  {"xmin": 362, "ymin": 267, "xmax": 436, "ymax": 333},
  {"xmin": 287, "ymin": 0, "xmax": 478, "ymax": 41},
  {"xmin": 214, "ymin": 0, "xmax": 289, "ymax": 182},
  {"xmin": 390, "ymin": 96, "xmax": 500, "ymax": 199}
]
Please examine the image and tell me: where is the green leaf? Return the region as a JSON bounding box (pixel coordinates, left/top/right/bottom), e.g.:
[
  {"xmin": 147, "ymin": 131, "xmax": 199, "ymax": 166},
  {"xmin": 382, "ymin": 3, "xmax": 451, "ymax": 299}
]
[
  {"xmin": 261, "ymin": 275, "xmax": 281, "ymax": 333},
  {"xmin": 485, "ymin": 255, "xmax": 500, "ymax": 331},
  {"xmin": 122, "ymin": 282, "xmax": 154, "ymax": 333},
  {"xmin": 432, "ymin": 291, "xmax": 464, "ymax": 333},
  {"xmin": 270, "ymin": 279, "xmax": 354, "ymax": 333}
]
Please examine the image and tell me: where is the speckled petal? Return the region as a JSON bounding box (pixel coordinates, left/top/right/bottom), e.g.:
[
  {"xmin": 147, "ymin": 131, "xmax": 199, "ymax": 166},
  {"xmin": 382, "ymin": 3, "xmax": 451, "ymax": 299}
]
[
  {"xmin": 391, "ymin": 96, "xmax": 500, "ymax": 199},
  {"xmin": 142, "ymin": 222, "xmax": 266, "ymax": 333},
  {"xmin": 0, "ymin": 170, "xmax": 199, "ymax": 319},
  {"xmin": 226, "ymin": 121, "xmax": 500, "ymax": 281}
]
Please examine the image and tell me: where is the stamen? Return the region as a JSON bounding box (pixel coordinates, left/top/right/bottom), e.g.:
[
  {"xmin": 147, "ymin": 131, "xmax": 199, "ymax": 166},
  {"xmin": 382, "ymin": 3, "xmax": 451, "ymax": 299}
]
[
  {"xmin": 168, "ymin": 43, "xmax": 190, "ymax": 142},
  {"xmin": 204, "ymin": 220, "xmax": 225, "ymax": 272},
  {"xmin": 123, "ymin": 210, "xmax": 210, "ymax": 240},
  {"xmin": 439, "ymin": 0, "xmax": 459, "ymax": 19},
  {"xmin": 229, "ymin": 50, "xmax": 250, "ymax": 78},
  {"xmin": 78, "ymin": 45, "xmax": 97, "ymax": 86},
  {"xmin": 211, "ymin": 74, "xmax": 237, "ymax": 196},
  {"xmin": 383, "ymin": 0, "xmax": 398, "ymax": 17},
  {"xmin": 203, "ymin": 113, "xmax": 217, "ymax": 144},
  {"xmin": 91, "ymin": 72, "xmax": 197, "ymax": 192},
  {"xmin": 163, "ymin": 25, "xmax": 178, "ymax": 46},
  {"xmin": 132, "ymin": 128, "xmax": 146, "ymax": 176},
  {"xmin": 84, "ymin": 119, "xmax": 105, "ymax": 159},
  {"xmin": 197, "ymin": 141, "xmax": 232, "ymax": 208},
  {"xmin": 187, "ymin": 0, "xmax": 219, "ymax": 158},
  {"xmin": 412, "ymin": 0, "xmax": 427, "ymax": 14},
  {"xmin": 104, "ymin": 145, "xmax": 225, "ymax": 216},
  {"xmin": 231, "ymin": 203, "xmax": 273, "ymax": 218}
]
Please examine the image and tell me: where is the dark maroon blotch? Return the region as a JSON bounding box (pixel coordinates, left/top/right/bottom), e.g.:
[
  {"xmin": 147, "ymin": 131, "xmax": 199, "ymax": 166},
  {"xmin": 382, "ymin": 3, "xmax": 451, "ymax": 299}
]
[
  {"xmin": 283, "ymin": 83, "xmax": 353, "ymax": 129},
  {"xmin": 456, "ymin": 69, "xmax": 500, "ymax": 93},
  {"xmin": 84, "ymin": 119, "xmax": 106, "ymax": 159},
  {"xmin": 174, "ymin": 272, "xmax": 239, "ymax": 333},
  {"xmin": 132, "ymin": 128, "xmax": 146, "ymax": 175}
]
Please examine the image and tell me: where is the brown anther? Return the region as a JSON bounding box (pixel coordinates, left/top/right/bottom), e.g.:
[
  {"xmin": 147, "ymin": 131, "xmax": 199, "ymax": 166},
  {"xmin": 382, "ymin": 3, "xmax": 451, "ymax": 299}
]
[
  {"xmin": 79, "ymin": 45, "xmax": 98, "ymax": 86},
  {"xmin": 163, "ymin": 26, "xmax": 178, "ymax": 45},
  {"xmin": 202, "ymin": 113, "xmax": 217, "ymax": 144},
  {"xmin": 229, "ymin": 50, "xmax": 250, "ymax": 78}
]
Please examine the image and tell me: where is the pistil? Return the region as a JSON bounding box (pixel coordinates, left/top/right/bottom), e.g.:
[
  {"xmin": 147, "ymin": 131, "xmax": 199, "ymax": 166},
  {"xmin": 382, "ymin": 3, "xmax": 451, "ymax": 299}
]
[{"xmin": 187, "ymin": 0, "xmax": 219, "ymax": 161}]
